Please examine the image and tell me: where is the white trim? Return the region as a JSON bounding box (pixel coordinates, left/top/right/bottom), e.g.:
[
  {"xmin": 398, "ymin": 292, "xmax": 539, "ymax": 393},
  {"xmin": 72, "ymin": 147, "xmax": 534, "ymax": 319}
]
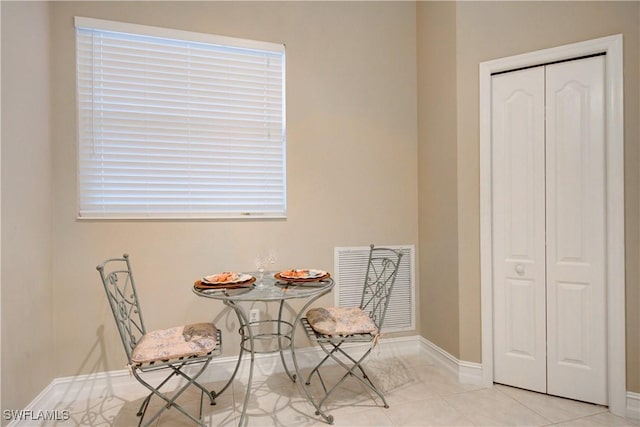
[
  {"xmin": 419, "ymin": 337, "xmax": 483, "ymax": 385},
  {"xmin": 458, "ymin": 360, "xmax": 483, "ymax": 386},
  {"xmin": 419, "ymin": 336, "xmax": 458, "ymax": 377},
  {"xmin": 74, "ymin": 16, "xmax": 284, "ymax": 53},
  {"xmin": 627, "ymin": 392, "xmax": 640, "ymax": 420},
  {"xmin": 479, "ymin": 34, "xmax": 626, "ymax": 415}
]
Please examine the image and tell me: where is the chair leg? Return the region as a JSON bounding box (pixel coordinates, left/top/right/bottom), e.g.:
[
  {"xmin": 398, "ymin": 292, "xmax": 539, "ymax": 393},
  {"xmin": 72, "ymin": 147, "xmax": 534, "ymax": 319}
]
[
  {"xmin": 136, "ymin": 365, "xmax": 182, "ymax": 420},
  {"xmin": 314, "ymin": 341, "xmax": 389, "ymax": 412},
  {"xmin": 136, "ymin": 392, "xmax": 152, "ymax": 418},
  {"xmin": 136, "ymin": 392, "xmax": 152, "ymax": 427},
  {"xmin": 305, "ymin": 344, "xmax": 347, "ymax": 397},
  {"xmin": 164, "ymin": 350, "xmax": 244, "ymax": 408},
  {"xmin": 326, "ymin": 344, "xmax": 379, "ymax": 393},
  {"xmin": 170, "ymin": 363, "xmax": 217, "ymax": 406},
  {"xmin": 305, "ymin": 351, "xmax": 333, "ymax": 387},
  {"xmin": 133, "ymin": 359, "xmax": 213, "ymax": 427}
]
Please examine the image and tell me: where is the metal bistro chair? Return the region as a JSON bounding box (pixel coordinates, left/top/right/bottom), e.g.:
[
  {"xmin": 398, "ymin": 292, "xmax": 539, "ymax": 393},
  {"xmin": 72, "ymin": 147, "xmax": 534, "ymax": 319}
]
[
  {"xmin": 97, "ymin": 254, "xmax": 227, "ymax": 427},
  {"xmin": 300, "ymin": 244, "xmax": 403, "ymax": 424}
]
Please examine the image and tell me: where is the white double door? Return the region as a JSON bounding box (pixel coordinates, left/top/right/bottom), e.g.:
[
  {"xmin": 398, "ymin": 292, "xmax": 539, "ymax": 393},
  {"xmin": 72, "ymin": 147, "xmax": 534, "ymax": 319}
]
[{"xmin": 492, "ymin": 55, "xmax": 607, "ymax": 405}]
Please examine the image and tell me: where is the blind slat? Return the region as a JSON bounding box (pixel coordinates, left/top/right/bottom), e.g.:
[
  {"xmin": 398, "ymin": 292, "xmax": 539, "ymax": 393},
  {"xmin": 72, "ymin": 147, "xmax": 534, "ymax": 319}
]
[{"xmin": 76, "ymin": 18, "xmax": 286, "ymax": 219}]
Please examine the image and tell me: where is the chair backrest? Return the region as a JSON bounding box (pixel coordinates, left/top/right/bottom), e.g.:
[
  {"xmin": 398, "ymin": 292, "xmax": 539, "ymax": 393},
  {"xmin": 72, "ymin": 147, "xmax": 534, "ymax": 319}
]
[
  {"xmin": 96, "ymin": 254, "xmax": 146, "ymax": 362},
  {"xmin": 360, "ymin": 244, "xmax": 403, "ymax": 331}
]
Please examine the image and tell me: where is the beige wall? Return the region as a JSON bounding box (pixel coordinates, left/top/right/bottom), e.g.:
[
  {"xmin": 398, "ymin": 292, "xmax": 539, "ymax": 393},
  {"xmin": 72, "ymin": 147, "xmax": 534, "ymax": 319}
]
[
  {"xmin": 48, "ymin": 1, "xmax": 419, "ymax": 381},
  {"xmin": 1, "ymin": 1, "xmax": 54, "ymax": 413},
  {"xmin": 2, "ymin": 0, "xmax": 639, "ymax": 412},
  {"xmin": 417, "ymin": 1, "xmax": 460, "ymax": 358},
  {"xmin": 417, "ymin": 1, "xmax": 639, "ymax": 393}
]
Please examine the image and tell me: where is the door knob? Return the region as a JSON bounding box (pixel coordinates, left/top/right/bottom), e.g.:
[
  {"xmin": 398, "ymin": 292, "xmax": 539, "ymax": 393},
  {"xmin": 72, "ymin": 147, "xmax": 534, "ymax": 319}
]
[{"xmin": 515, "ymin": 264, "xmax": 525, "ymax": 275}]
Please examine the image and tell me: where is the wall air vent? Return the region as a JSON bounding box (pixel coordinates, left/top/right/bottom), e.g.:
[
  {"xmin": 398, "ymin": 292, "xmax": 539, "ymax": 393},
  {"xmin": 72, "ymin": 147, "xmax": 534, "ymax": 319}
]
[{"xmin": 334, "ymin": 245, "xmax": 415, "ymax": 333}]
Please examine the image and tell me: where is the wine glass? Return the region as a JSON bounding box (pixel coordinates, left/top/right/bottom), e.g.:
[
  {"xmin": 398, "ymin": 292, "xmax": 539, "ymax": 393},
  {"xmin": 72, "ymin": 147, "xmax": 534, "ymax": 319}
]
[
  {"xmin": 267, "ymin": 250, "xmax": 278, "ymax": 270},
  {"xmin": 255, "ymin": 255, "xmax": 267, "ymax": 287}
]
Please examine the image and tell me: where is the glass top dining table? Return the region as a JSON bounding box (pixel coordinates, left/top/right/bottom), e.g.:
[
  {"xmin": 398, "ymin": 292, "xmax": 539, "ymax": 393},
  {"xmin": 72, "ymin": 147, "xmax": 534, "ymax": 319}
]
[
  {"xmin": 193, "ymin": 270, "xmax": 333, "ymax": 301},
  {"xmin": 192, "ymin": 271, "xmax": 334, "ymax": 426}
]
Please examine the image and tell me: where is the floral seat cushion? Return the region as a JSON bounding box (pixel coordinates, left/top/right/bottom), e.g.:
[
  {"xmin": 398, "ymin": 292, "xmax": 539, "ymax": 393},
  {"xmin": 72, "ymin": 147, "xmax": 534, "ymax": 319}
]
[
  {"xmin": 306, "ymin": 307, "xmax": 378, "ymax": 336},
  {"xmin": 131, "ymin": 322, "xmax": 218, "ymax": 365}
]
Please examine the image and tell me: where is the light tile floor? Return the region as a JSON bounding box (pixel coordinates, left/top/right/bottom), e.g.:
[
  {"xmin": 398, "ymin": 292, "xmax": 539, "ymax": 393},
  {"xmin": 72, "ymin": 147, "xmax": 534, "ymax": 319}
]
[{"xmin": 53, "ymin": 354, "xmax": 638, "ymax": 427}]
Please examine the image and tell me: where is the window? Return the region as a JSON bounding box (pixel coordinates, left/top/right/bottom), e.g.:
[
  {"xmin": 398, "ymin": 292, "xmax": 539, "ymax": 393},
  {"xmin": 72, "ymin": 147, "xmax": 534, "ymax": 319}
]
[{"xmin": 75, "ymin": 17, "xmax": 286, "ymax": 219}]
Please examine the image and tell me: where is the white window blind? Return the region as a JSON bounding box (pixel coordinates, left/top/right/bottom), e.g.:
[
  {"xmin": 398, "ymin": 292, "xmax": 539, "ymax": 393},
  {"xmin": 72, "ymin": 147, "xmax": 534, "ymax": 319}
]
[{"xmin": 75, "ymin": 17, "xmax": 286, "ymax": 219}]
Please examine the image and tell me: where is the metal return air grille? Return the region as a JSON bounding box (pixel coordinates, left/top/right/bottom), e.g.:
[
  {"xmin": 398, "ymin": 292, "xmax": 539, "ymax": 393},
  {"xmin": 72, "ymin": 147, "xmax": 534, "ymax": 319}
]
[{"xmin": 334, "ymin": 245, "xmax": 415, "ymax": 333}]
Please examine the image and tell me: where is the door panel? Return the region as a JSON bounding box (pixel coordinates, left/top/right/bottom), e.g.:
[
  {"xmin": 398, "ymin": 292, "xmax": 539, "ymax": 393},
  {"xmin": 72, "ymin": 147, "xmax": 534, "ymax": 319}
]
[
  {"xmin": 555, "ymin": 281, "xmax": 590, "ymax": 364},
  {"xmin": 492, "ymin": 67, "xmax": 546, "ymax": 393},
  {"xmin": 504, "ymin": 278, "xmax": 538, "ymax": 358},
  {"xmin": 545, "ymin": 56, "xmax": 607, "ymax": 404}
]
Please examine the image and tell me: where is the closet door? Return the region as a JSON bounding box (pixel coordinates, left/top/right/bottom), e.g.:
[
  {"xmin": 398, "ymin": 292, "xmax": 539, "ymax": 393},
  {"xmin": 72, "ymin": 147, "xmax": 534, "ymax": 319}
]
[
  {"xmin": 545, "ymin": 56, "xmax": 607, "ymax": 405},
  {"xmin": 491, "ymin": 67, "xmax": 547, "ymax": 393}
]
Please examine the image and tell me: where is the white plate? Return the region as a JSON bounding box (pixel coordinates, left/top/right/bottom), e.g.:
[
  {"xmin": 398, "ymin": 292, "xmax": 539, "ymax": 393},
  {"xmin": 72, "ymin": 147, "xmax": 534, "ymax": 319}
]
[
  {"xmin": 279, "ymin": 269, "xmax": 327, "ymax": 280},
  {"xmin": 202, "ymin": 273, "xmax": 252, "ymax": 285}
]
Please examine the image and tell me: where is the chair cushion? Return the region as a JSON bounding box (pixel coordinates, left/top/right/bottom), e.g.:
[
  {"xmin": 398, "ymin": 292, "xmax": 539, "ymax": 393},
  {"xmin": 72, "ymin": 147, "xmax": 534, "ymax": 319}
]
[
  {"xmin": 306, "ymin": 307, "xmax": 378, "ymax": 336},
  {"xmin": 131, "ymin": 322, "xmax": 218, "ymax": 365}
]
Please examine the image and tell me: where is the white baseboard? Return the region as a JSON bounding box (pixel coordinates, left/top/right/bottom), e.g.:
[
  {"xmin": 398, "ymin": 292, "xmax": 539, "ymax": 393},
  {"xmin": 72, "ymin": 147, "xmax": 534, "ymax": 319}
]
[
  {"xmin": 13, "ymin": 335, "xmax": 639, "ymax": 425},
  {"xmin": 458, "ymin": 359, "xmax": 483, "ymax": 385},
  {"xmin": 418, "ymin": 336, "xmax": 483, "ymax": 385},
  {"xmin": 628, "ymin": 391, "xmax": 640, "ymax": 420}
]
